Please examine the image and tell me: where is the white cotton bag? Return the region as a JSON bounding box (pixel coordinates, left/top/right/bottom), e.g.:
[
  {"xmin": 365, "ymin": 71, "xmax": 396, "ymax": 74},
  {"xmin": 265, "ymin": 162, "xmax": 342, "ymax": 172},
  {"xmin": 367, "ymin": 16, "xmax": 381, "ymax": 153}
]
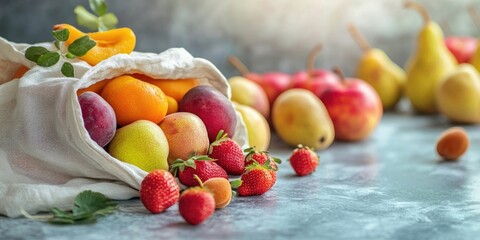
[{"xmin": 0, "ymin": 37, "xmax": 247, "ymax": 217}]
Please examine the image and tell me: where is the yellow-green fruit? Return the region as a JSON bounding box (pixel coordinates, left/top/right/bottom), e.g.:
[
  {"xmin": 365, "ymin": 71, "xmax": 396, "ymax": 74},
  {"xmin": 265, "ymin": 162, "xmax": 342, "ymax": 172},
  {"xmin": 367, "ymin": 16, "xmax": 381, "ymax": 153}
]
[
  {"xmin": 272, "ymin": 89, "xmax": 334, "ymax": 150},
  {"xmin": 436, "ymin": 64, "xmax": 480, "ymax": 123},
  {"xmin": 108, "ymin": 120, "xmax": 169, "ymax": 172},
  {"xmin": 356, "ymin": 49, "xmax": 406, "ymax": 110},
  {"xmin": 470, "ymin": 40, "xmax": 480, "ymax": 72},
  {"xmin": 233, "ymin": 103, "xmax": 270, "ymax": 151},
  {"xmin": 229, "ymin": 76, "xmax": 270, "ymax": 118},
  {"xmin": 404, "ymin": 2, "xmax": 457, "ymax": 114}
]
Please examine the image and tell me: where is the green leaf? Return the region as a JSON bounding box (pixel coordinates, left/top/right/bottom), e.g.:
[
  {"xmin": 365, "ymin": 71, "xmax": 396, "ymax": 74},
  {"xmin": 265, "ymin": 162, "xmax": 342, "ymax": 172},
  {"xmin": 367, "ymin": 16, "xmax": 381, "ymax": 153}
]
[
  {"xmin": 65, "ymin": 52, "xmax": 77, "ymax": 59},
  {"xmin": 89, "ymin": 0, "xmax": 107, "ymax": 16},
  {"xmin": 25, "ymin": 46, "xmax": 49, "ymax": 63},
  {"xmin": 37, "ymin": 52, "xmax": 60, "ymax": 67},
  {"xmin": 54, "ymin": 40, "xmax": 60, "ymax": 50},
  {"xmin": 72, "ymin": 190, "xmax": 117, "ymax": 216},
  {"xmin": 74, "ymin": 5, "xmax": 99, "ymax": 31},
  {"xmin": 52, "ymin": 28, "xmax": 69, "ymax": 42},
  {"xmin": 68, "ymin": 35, "xmax": 96, "ymax": 57},
  {"xmin": 61, "ymin": 62, "xmax": 74, "ymax": 77},
  {"xmin": 99, "ymin": 13, "xmax": 118, "ymax": 30},
  {"xmin": 230, "ymin": 179, "xmax": 242, "ymax": 189}
]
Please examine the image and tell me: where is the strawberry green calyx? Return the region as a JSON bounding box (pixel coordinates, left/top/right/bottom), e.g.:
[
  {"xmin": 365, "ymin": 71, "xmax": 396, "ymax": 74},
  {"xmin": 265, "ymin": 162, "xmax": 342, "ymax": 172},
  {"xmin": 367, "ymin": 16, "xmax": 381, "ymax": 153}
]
[
  {"xmin": 244, "ymin": 159, "xmax": 274, "ymax": 173},
  {"xmin": 169, "ymin": 155, "xmax": 214, "ymax": 177},
  {"xmin": 229, "ymin": 179, "xmax": 243, "ymax": 189},
  {"xmin": 208, "ymin": 130, "xmax": 230, "ymax": 153}
]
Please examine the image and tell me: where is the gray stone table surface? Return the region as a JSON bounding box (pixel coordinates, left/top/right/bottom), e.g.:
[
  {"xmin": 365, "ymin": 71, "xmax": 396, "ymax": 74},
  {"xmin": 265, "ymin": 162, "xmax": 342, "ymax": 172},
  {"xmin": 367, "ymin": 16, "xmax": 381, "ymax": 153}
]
[{"xmin": 1, "ymin": 112, "xmax": 480, "ymax": 240}]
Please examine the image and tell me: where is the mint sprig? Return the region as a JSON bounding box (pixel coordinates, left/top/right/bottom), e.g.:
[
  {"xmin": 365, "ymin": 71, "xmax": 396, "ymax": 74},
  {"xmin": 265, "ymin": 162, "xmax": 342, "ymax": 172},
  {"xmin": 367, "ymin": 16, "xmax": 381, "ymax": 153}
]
[
  {"xmin": 75, "ymin": 0, "xmax": 118, "ymax": 32},
  {"xmin": 24, "ymin": 28, "xmax": 96, "ymax": 77},
  {"xmin": 22, "ymin": 190, "xmax": 117, "ymax": 224}
]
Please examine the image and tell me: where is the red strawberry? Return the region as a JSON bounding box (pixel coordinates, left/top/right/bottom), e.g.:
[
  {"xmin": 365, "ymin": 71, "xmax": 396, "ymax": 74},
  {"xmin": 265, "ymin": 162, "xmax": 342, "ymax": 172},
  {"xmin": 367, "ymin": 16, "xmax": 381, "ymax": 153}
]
[
  {"xmin": 140, "ymin": 169, "xmax": 180, "ymax": 214},
  {"xmin": 244, "ymin": 147, "xmax": 281, "ymax": 170},
  {"xmin": 179, "ymin": 175, "xmax": 215, "ymax": 225},
  {"xmin": 208, "ymin": 130, "xmax": 245, "ymax": 175},
  {"xmin": 237, "ymin": 161, "xmax": 276, "ymax": 196},
  {"xmin": 289, "ymin": 145, "xmax": 319, "ymax": 176},
  {"xmin": 170, "ymin": 155, "xmax": 228, "ymax": 187}
]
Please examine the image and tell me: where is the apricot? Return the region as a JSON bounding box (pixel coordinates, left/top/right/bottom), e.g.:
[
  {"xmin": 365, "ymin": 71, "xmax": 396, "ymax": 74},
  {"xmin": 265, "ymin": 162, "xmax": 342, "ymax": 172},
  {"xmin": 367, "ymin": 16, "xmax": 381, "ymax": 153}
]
[
  {"xmin": 13, "ymin": 65, "xmax": 29, "ymax": 79},
  {"xmin": 165, "ymin": 96, "xmax": 178, "ymax": 115},
  {"xmin": 78, "ymin": 91, "xmax": 117, "ymax": 147},
  {"xmin": 436, "ymin": 127, "xmax": 469, "ymax": 161},
  {"xmin": 203, "ymin": 178, "xmax": 232, "ymax": 209},
  {"xmin": 77, "ymin": 79, "xmax": 112, "ymax": 96},
  {"xmin": 130, "ymin": 74, "xmax": 199, "ymax": 102},
  {"xmin": 54, "ymin": 24, "xmax": 136, "ymax": 66}
]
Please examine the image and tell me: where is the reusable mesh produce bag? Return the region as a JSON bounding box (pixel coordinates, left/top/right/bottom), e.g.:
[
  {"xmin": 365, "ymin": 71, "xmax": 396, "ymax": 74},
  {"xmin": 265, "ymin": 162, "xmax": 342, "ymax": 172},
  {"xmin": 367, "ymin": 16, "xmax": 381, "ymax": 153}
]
[{"xmin": 0, "ymin": 37, "xmax": 247, "ymax": 217}]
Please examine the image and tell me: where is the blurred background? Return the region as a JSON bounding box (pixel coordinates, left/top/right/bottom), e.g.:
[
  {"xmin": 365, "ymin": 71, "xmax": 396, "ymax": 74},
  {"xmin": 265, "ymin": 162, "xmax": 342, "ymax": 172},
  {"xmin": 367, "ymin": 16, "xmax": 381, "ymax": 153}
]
[{"xmin": 0, "ymin": 0, "xmax": 478, "ymax": 77}]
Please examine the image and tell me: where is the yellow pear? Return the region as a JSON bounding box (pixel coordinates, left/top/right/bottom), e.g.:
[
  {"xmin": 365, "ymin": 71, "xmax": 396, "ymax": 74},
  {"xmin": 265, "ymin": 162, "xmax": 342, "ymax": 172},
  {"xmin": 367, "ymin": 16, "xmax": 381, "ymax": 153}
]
[
  {"xmin": 404, "ymin": 1, "xmax": 457, "ymax": 114},
  {"xmin": 348, "ymin": 23, "xmax": 406, "ymax": 110},
  {"xmin": 229, "ymin": 76, "xmax": 270, "ymax": 118},
  {"xmin": 272, "ymin": 89, "xmax": 334, "ymax": 150},
  {"xmin": 108, "ymin": 120, "xmax": 169, "ymax": 172},
  {"xmin": 436, "ymin": 64, "xmax": 480, "ymax": 123},
  {"xmin": 470, "ymin": 43, "xmax": 480, "ymax": 72},
  {"xmin": 233, "ymin": 103, "xmax": 271, "ymax": 151}
]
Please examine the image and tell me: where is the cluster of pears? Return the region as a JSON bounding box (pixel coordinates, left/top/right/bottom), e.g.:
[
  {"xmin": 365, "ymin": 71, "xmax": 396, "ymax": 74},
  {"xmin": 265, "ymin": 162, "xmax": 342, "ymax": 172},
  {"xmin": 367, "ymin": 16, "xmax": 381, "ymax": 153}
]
[
  {"xmin": 404, "ymin": 1, "xmax": 480, "ymax": 123},
  {"xmin": 351, "ymin": 1, "xmax": 480, "ymax": 124}
]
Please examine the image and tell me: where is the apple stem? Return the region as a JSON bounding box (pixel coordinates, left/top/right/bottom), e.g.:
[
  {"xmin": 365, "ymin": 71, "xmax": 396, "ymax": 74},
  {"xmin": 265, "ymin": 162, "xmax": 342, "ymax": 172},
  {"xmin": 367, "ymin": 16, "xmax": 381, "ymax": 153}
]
[
  {"xmin": 193, "ymin": 174, "xmax": 204, "ymax": 188},
  {"xmin": 405, "ymin": 1, "xmax": 431, "ymax": 24},
  {"xmin": 228, "ymin": 56, "xmax": 251, "ymax": 75},
  {"xmin": 347, "ymin": 23, "xmax": 371, "ymax": 53},
  {"xmin": 333, "ymin": 67, "xmax": 347, "ymax": 85},
  {"xmin": 306, "ymin": 43, "xmax": 323, "ymax": 77},
  {"xmin": 468, "ymin": 5, "xmax": 480, "ymax": 32}
]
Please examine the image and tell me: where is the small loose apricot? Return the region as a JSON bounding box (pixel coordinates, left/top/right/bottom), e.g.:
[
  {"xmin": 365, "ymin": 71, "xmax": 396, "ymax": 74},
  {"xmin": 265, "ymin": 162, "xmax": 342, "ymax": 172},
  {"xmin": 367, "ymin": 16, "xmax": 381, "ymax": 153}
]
[
  {"xmin": 54, "ymin": 24, "xmax": 136, "ymax": 66},
  {"xmin": 203, "ymin": 178, "xmax": 232, "ymax": 209},
  {"xmin": 436, "ymin": 127, "xmax": 469, "ymax": 161},
  {"xmin": 131, "ymin": 73, "xmax": 199, "ymax": 102}
]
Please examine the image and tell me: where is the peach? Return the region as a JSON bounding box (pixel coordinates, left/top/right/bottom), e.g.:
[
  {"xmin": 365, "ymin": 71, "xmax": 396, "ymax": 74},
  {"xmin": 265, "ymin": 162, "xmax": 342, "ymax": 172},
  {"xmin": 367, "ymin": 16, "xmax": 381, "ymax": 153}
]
[
  {"xmin": 78, "ymin": 91, "xmax": 116, "ymax": 147},
  {"xmin": 159, "ymin": 112, "xmax": 209, "ymax": 165},
  {"xmin": 178, "ymin": 85, "xmax": 237, "ymax": 142}
]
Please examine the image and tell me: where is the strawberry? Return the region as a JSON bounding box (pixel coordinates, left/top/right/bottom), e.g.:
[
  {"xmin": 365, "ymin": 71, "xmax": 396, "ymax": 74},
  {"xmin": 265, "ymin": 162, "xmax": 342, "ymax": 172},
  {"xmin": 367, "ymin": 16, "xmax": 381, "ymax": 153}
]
[
  {"xmin": 170, "ymin": 155, "xmax": 228, "ymax": 187},
  {"xmin": 289, "ymin": 145, "xmax": 319, "ymax": 176},
  {"xmin": 208, "ymin": 130, "xmax": 245, "ymax": 175},
  {"xmin": 237, "ymin": 160, "xmax": 276, "ymax": 196},
  {"xmin": 244, "ymin": 147, "xmax": 282, "ymax": 170},
  {"xmin": 140, "ymin": 169, "xmax": 180, "ymax": 214},
  {"xmin": 179, "ymin": 175, "xmax": 215, "ymax": 225}
]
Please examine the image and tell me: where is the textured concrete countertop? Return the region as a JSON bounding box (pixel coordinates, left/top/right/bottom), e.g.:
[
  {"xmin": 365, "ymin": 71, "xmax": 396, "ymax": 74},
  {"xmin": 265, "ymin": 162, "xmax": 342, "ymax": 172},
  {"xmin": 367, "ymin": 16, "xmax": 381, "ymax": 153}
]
[{"xmin": 1, "ymin": 112, "xmax": 480, "ymax": 240}]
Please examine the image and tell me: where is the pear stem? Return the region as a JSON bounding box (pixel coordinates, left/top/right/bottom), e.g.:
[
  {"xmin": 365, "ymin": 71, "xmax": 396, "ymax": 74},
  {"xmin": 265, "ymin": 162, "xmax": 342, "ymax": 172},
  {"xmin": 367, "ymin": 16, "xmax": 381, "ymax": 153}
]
[
  {"xmin": 193, "ymin": 174, "xmax": 204, "ymax": 188},
  {"xmin": 347, "ymin": 23, "xmax": 371, "ymax": 53},
  {"xmin": 332, "ymin": 67, "xmax": 347, "ymax": 85},
  {"xmin": 306, "ymin": 43, "xmax": 323, "ymax": 77},
  {"xmin": 228, "ymin": 56, "xmax": 251, "ymax": 75},
  {"xmin": 468, "ymin": 5, "xmax": 480, "ymax": 32},
  {"xmin": 405, "ymin": 1, "xmax": 431, "ymax": 24}
]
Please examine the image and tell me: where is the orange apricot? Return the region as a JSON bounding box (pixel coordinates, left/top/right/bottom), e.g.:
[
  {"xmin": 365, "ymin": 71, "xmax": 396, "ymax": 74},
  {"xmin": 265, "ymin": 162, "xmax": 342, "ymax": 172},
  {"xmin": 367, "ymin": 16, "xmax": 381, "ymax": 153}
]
[
  {"xmin": 165, "ymin": 95, "xmax": 178, "ymax": 115},
  {"xmin": 13, "ymin": 65, "xmax": 29, "ymax": 79},
  {"xmin": 130, "ymin": 73, "xmax": 199, "ymax": 102},
  {"xmin": 436, "ymin": 127, "xmax": 469, "ymax": 161},
  {"xmin": 203, "ymin": 178, "xmax": 232, "ymax": 209},
  {"xmin": 54, "ymin": 24, "xmax": 136, "ymax": 66},
  {"xmin": 77, "ymin": 79, "xmax": 112, "ymax": 96}
]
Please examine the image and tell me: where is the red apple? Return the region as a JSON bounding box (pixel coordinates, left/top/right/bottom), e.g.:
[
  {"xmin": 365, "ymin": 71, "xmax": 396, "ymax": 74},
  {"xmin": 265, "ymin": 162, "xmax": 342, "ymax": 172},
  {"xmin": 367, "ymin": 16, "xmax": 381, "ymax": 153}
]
[
  {"xmin": 290, "ymin": 43, "xmax": 339, "ymax": 97},
  {"xmin": 291, "ymin": 70, "xmax": 339, "ymax": 97},
  {"xmin": 319, "ymin": 68, "xmax": 383, "ymax": 141},
  {"xmin": 445, "ymin": 36, "xmax": 478, "ymax": 63},
  {"xmin": 244, "ymin": 72, "xmax": 291, "ymax": 105},
  {"xmin": 228, "ymin": 56, "xmax": 291, "ymax": 106}
]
